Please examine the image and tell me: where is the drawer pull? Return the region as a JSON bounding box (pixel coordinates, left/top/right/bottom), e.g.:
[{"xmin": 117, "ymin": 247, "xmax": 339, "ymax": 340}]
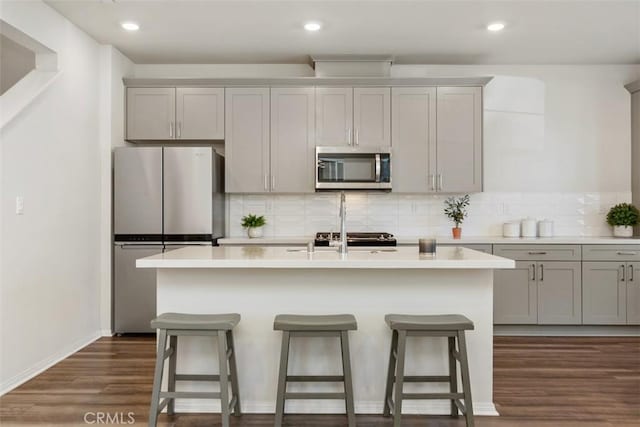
[
  {"xmin": 530, "ymin": 263, "xmax": 536, "ymax": 281},
  {"xmin": 528, "ymin": 251, "xmax": 547, "ymax": 255},
  {"xmin": 630, "ymin": 265, "xmax": 634, "ymax": 282},
  {"xmin": 617, "ymin": 251, "xmax": 637, "ymax": 256},
  {"xmin": 539, "ymin": 264, "xmax": 544, "ymax": 281},
  {"xmin": 621, "ymin": 264, "xmax": 626, "ymax": 282}
]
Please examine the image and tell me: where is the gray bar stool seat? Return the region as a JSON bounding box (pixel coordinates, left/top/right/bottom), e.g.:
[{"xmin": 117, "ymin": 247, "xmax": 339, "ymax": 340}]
[
  {"xmin": 383, "ymin": 313, "xmax": 475, "ymax": 427},
  {"xmin": 149, "ymin": 313, "xmax": 242, "ymax": 427},
  {"xmin": 273, "ymin": 314, "xmax": 357, "ymax": 427}
]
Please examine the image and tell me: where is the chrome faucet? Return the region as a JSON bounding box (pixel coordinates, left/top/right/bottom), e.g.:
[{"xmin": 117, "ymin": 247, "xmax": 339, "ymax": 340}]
[{"xmin": 338, "ymin": 192, "xmax": 348, "ymax": 254}]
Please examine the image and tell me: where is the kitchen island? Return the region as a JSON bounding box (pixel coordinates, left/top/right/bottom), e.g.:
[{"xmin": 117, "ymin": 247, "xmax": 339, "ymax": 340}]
[{"xmin": 137, "ymin": 246, "xmax": 514, "ymax": 416}]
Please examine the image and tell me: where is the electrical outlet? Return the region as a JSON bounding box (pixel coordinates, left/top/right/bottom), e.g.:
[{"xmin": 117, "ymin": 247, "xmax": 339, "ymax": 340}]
[{"xmin": 15, "ymin": 196, "xmax": 24, "ymax": 215}]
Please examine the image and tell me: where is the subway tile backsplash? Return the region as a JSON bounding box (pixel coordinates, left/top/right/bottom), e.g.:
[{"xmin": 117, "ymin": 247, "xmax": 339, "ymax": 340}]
[{"xmin": 226, "ymin": 192, "xmax": 631, "ymax": 238}]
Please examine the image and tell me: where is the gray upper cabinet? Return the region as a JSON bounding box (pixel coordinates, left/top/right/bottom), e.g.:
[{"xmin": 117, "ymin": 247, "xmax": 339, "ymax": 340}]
[
  {"xmin": 537, "ymin": 262, "xmax": 582, "ymax": 324},
  {"xmin": 436, "ymin": 87, "xmax": 482, "ymax": 193},
  {"xmin": 315, "ymin": 87, "xmax": 391, "ymax": 148},
  {"xmin": 126, "ymin": 88, "xmax": 176, "ymax": 141},
  {"xmin": 127, "ymin": 87, "xmax": 223, "ymax": 141},
  {"xmin": 391, "ymin": 87, "xmax": 437, "ymax": 193},
  {"xmin": 353, "ymin": 87, "xmax": 391, "ymax": 147},
  {"xmin": 494, "ymin": 261, "xmax": 537, "ymax": 324},
  {"xmin": 224, "ymin": 88, "xmax": 270, "ymax": 193},
  {"xmin": 582, "ymin": 262, "xmax": 626, "ymax": 325},
  {"xmin": 315, "ymin": 87, "xmax": 353, "ymax": 146},
  {"xmin": 270, "ymin": 87, "xmax": 315, "ymax": 193},
  {"xmin": 175, "ymin": 88, "xmax": 224, "ymax": 140}
]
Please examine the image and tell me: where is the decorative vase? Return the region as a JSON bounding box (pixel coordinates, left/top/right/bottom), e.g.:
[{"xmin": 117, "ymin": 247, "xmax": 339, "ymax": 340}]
[
  {"xmin": 248, "ymin": 227, "xmax": 263, "ymax": 238},
  {"xmin": 613, "ymin": 225, "xmax": 633, "ymax": 238},
  {"xmin": 452, "ymin": 227, "xmax": 462, "ymax": 239}
]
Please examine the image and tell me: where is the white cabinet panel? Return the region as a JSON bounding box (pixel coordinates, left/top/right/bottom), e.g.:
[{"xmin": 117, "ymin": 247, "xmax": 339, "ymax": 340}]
[
  {"xmin": 315, "ymin": 87, "xmax": 353, "ymax": 146},
  {"xmin": 126, "ymin": 88, "xmax": 175, "ymax": 141},
  {"xmin": 176, "ymin": 87, "xmax": 224, "ymax": 139},
  {"xmin": 353, "ymin": 87, "xmax": 390, "ymax": 147}
]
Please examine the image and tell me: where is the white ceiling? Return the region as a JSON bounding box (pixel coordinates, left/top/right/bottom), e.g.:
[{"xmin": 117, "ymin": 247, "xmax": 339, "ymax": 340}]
[{"xmin": 45, "ymin": 0, "xmax": 640, "ymax": 65}]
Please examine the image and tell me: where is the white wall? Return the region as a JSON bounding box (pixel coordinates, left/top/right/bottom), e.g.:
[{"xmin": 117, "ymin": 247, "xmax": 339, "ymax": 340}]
[{"xmin": 0, "ymin": 1, "xmax": 104, "ymax": 394}]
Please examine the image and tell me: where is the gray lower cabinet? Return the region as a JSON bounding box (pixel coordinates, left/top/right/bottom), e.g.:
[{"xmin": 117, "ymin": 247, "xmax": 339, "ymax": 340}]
[
  {"xmin": 438, "ymin": 243, "xmax": 492, "ymax": 254},
  {"xmin": 494, "ymin": 261, "xmax": 537, "ymax": 324},
  {"xmin": 536, "ymin": 262, "xmax": 581, "ymax": 324},
  {"xmin": 583, "ymin": 261, "xmax": 640, "ymax": 325}
]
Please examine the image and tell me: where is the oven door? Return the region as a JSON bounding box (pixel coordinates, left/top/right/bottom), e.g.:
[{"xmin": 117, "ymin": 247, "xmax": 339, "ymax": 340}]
[{"xmin": 316, "ymin": 147, "xmax": 391, "ymax": 190}]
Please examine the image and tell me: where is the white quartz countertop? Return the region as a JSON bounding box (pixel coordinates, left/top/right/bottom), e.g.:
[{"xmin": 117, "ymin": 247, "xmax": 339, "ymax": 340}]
[
  {"xmin": 218, "ymin": 236, "xmax": 640, "ymax": 245},
  {"xmin": 137, "ymin": 246, "xmax": 515, "ymax": 270}
]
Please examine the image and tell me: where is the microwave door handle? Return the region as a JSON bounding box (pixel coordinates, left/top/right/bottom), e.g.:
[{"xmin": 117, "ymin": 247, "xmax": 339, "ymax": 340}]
[{"xmin": 375, "ymin": 154, "xmax": 381, "ymax": 182}]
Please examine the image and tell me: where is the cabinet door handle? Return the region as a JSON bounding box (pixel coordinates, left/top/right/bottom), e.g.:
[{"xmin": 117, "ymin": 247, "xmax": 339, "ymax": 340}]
[
  {"xmin": 531, "ymin": 263, "xmax": 536, "ymax": 281},
  {"xmin": 539, "ymin": 264, "xmax": 544, "ymax": 281},
  {"xmin": 629, "ymin": 265, "xmax": 634, "ymax": 282},
  {"xmin": 177, "ymin": 121, "xmax": 182, "ymax": 138},
  {"xmin": 264, "ymin": 174, "xmax": 268, "ymax": 191},
  {"xmin": 271, "ymin": 175, "xmax": 276, "ymax": 191},
  {"xmin": 528, "ymin": 251, "xmax": 548, "ymax": 255},
  {"xmin": 346, "ymin": 128, "xmax": 352, "ymax": 145},
  {"xmin": 617, "ymin": 251, "xmax": 637, "ymax": 256},
  {"xmin": 438, "ymin": 174, "xmax": 443, "ymax": 191},
  {"xmin": 621, "ymin": 264, "xmax": 626, "ymax": 282},
  {"xmin": 429, "ymin": 174, "xmax": 435, "ymax": 191},
  {"xmin": 355, "ymin": 129, "xmax": 359, "ymax": 146},
  {"xmin": 169, "ymin": 122, "xmax": 173, "ymax": 138}
]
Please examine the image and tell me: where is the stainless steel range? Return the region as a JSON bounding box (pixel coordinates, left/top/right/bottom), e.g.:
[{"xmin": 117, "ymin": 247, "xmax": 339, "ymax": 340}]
[{"xmin": 314, "ymin": 232, "xmax": 397, "ymax": 247}]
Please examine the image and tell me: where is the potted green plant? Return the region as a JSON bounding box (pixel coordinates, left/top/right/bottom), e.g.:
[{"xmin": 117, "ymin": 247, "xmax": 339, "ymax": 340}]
[
  {"xmin": 444, "ymin": 195, "xmax": 470, "ymax": 239},
  {"xmin": 606, "ymin": 203, "xmax": 639, "ymax": 238},
  {"xmin": 241, "ymin": 214, "xmax": 266, "ymax": 238}
]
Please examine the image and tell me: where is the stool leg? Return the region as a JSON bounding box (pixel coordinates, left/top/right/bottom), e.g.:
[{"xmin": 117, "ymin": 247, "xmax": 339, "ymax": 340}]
[
  {"xmin": 274, "ymin": 331, "xmax": 290, "ymax": 427},
  {"xmin": 149, "ymin": 329, "xmax": 168, "ymax": 427},
  {"xmin": 217, "ymin": 331, "xmax": 230, "ymax": 427},
  {"xmin": 167, "ymin": 335, "xmax": 177, "ymax": 415},
  {"xmin": 226, "ymin": 330, "xmax": 242, "ymax": 416},
  {"xmin": 383, "ymin": 329, "xmax": 398, "ymax": 417},
  {"xmin": 340, "ymin": 331, "xmax": 356, "ymax": 427},
  {"xmin": 393, "ymin": 330, "xmax": 407, "ymax": 427},
  {"xmin": 448, "ymin": 336, "xmax": 458, "ymax": 417},
  {"xmin": 457, "ymin": 330, "xmax": 474, "ymax": 427}
]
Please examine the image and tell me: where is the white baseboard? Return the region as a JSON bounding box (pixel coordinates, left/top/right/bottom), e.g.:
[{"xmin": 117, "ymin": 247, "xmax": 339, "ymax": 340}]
[
  {"xmin": 174, "ymin": 400, "xmax": 498, "ymax": 416},
  {"xmin": 100, "ymin": 329, "xmax": 113, "ymax": 337},
  {"xmin": 494, "ymin": 325, "xmax": 640, "ymax": 336},
  {"xmin": 0, "ymin": 331, "xmax": 101, "ymax": 396}
]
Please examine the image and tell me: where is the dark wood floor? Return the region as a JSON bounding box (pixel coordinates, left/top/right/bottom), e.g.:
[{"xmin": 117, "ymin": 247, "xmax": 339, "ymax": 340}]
[{"xmin": 1, "ymin": 336, "xmax": 639, "ymax": 426}]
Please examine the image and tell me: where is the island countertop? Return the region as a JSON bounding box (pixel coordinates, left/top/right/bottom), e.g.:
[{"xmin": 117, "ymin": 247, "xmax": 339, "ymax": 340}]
[{"xmin": 136, "ymin": 245, "xmax": 514, "ymax": 269}]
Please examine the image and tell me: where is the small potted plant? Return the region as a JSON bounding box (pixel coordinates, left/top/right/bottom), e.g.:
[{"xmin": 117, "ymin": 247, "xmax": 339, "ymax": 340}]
[
  {"xmin": 606, "ymin": 203, "xmax": 639, "ymax": 238},
  {"xmin": 241, "ymin": 214, "xmax": 266, "ymax": 238},
  {"xmin": 444, "ymin": 195, "xmax": 470, "ymax": 239}
]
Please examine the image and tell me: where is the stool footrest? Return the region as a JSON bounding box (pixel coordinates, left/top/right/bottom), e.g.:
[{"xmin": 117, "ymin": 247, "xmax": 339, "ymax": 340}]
[
  {"xmin": 174, "ymin": 374, "xmax": 231, "ymax": 382},
  {"xmin": 286, "ymin": 375, "xmax": 344, "ymax": 382},
  {"xmin": 402, "ymin": 392, "xmax": 465, "ymax": 400},
  {"xmin": 229, "ymin": 395, "xmax": 238, "ymax": 412},
  {"xmin": 455, "ymin": 398, "xmax": 467, "ymax": 414},
  {"xmin": 162, "ymin": 347, "xmax": 175, "ymax": 360},
  {"xmin": 284, "ymin": 392, "xmax": 346, "ymax": 400},
  {"xmin": 401, "ymin": 375, "xmax": 450, "ymax": 383},
  {"xmin": 157, "ymin": 398, "xmax": 170, "ymax": 413},
  {"xmin": 160, "ymin": 391, "xmax": 221, "ymax": 399}
]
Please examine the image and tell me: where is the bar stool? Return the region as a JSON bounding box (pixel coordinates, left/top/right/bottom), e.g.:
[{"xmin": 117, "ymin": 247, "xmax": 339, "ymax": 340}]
[
  {"xmin": 148, "ymin": 313, "xmax": 242, "ymax": 427},
  {"xmin": 383, "ymin": 314, "xmax": 475, "ymax": 427},
  {"xmin": 273, "ymin": 314, "xmax": 357, "ymax": 427}
]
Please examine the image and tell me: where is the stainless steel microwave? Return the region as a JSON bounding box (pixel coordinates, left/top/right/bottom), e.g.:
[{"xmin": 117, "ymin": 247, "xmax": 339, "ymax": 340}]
[{"xmin": 315, "ymin": 146, "xmax": 391, "ymax": 190}]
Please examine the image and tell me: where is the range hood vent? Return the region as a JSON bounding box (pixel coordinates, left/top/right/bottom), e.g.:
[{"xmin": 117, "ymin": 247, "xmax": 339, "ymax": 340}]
[{"xmin": 311, "ymin": 55, "xmax": 393, "ymax": 77}]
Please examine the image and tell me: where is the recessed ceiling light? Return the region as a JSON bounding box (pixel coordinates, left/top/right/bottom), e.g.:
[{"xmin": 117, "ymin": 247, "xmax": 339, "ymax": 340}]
[
  {"xmin": 121, "ymin": 21, "xmax": 140, "ymax": 31},
  {"xmin": 304, "ymin": 22, "xmax": 322, "ymax": 32},
  {"xmin": 487, "ymin": 22, "xmax": 505, "ymax": 32}
]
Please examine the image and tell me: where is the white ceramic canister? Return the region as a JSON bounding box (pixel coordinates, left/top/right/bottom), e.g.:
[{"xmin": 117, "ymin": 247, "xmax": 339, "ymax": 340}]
[
  {"xmin": 521, "ymin": 217, "xmax": 537, "ymax": 238},
  {"xmin": 503, "ymin": 222, "xmax": 520, "ymax": 238},
  {"xmin": 538, "ymin": 219, "xmax": 554, "ymax": 237}
]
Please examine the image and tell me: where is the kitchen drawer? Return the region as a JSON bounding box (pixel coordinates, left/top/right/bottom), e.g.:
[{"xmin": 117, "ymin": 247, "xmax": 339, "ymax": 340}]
[
  {"xmin": 582, "ymin": 245, "xmax": 640, "ymax": 261},
  {"xmin": 438, "ymin": 244, "xmax": 492, "ymax": 254},
  {"xmin": 493, "ymin": 245, "xmax": 581, "ymax": 261}
]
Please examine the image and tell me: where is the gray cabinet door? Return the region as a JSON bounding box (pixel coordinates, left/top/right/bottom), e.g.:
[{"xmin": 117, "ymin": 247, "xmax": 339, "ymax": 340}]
[
  {"xmin": 225, "ymin": 88, "xmax": 270, "ymax": 193},
  {"xmin": 176, "ymin": 87, "xmax": 224, "ymax": 140},
  {"xmin": 353, "ymin": 87, "xmax": 390, "ymax": 147},
  {"xmin": 537, "ymin": 262, "xmax": 582, "ymax": 325},
  {"xmin": 126, "ymin": 88, "xmax": 176, "ymax": 141},
  {"xmin": 436, "ymin": 87, "xmax": 482, "ymax": 193},
  {"xmin": 391, "ymin": 87, "xmax": 437, "ymax": 193},
  {"xmin": 627, "ymin": 262, "xmax": 640, "ymax": 325},
  {"xmin": 315, "ymin": 87, "xmax": 353, "ymax": 146},
  {"xmin": 494, "ymin": 261, "xmax": 537, "ymax": 324},
  {"xmin": 270, "ymin": 87, "xmax": 315, "ymax": 193},
  {"xmin": 582, "ymin": 262, "xmax": 626, "ymax": 324}
]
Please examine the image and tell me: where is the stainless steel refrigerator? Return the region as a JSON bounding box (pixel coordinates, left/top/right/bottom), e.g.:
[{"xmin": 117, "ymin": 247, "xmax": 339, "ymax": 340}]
[{"xmin": 113, "ymin": 146, "xmax": 224, "ymax": 333}]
